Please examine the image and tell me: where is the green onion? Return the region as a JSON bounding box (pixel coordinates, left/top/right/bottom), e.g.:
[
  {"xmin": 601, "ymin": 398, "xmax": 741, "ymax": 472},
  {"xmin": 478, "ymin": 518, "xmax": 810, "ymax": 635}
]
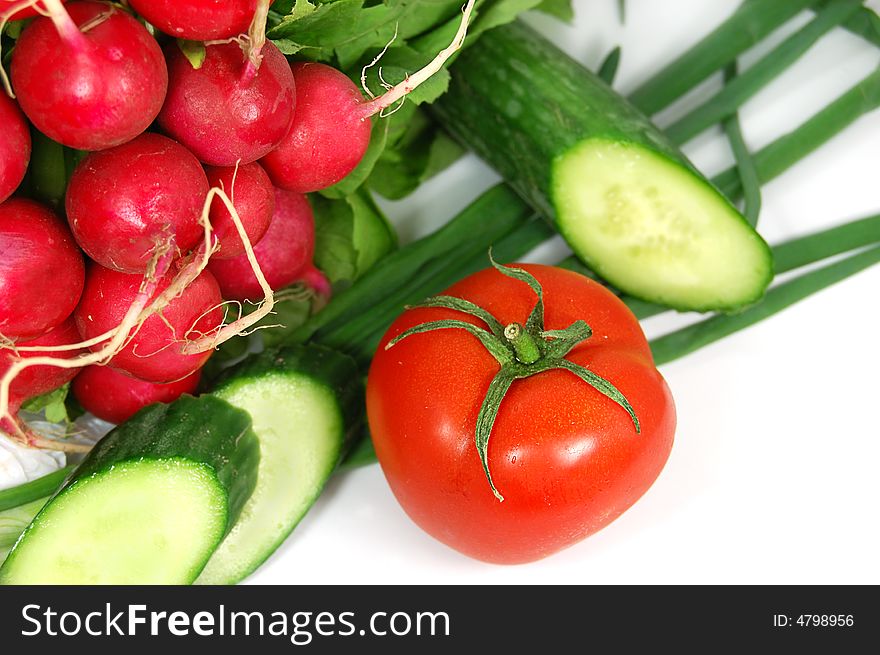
[
  {"xmin": 772, "ymin": 213, "xmax": 880, "ymax": 272},
  {"xmin": 721, "ymin": 63, "xmax": 762, "ymax": 226},
  {"xmin": 651, "ymin": 245, "xmax": 880, "ymax": 365},
  {"xmin": 597, "ymin": 46, "xmax": 622, "ymax": 85},
  {"xmin": 629, "ymin": 0, "xmax": 822, "ymax": 115},
  {"xmin": 665, "ymin": 0, "xmax": 862, "ymax": 145},
  {"xmin": 837, "ymin": 4, "xmax": 880, "ymax": 46},
  {"xmin": 713, "ymin": 66, "xmax": 880, "ymax": 200},
  {"xmin": 0, "ymin": 466, "xmax": 71, "ymax": 513},
  {"xmin": 293, "ymin": 185, "xmax": 534, "ymax": 344}
]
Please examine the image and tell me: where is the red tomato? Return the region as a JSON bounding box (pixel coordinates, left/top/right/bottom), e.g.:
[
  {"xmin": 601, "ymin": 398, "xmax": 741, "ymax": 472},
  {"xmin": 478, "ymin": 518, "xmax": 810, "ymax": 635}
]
[{"xmin": 367, "ymin": 264, "xmax": 676, "ymax": 564}]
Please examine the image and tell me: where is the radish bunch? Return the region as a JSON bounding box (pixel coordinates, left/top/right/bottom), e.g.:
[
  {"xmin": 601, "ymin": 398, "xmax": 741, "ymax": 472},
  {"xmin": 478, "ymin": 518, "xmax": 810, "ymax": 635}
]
[{"xmin": 0, "ymin": 0, "xmax": 475, "ymax": 447}]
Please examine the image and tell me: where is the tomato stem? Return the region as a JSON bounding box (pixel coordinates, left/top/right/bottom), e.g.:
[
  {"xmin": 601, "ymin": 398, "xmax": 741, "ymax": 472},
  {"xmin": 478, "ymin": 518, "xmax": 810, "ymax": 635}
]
[{"xmin": 503, "ymin": 323, "xmax": 540, "ymax": 365}]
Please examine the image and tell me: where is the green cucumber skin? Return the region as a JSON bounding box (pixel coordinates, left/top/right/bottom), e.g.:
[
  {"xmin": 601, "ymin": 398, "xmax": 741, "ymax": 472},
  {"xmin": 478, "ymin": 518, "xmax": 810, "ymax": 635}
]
[
  {"xmin": 215, "ymin": 344, "xmax": 365, "ymax": 461},
  {"xmin": 433, "ymin": 21, "xmax": 696, "ymax": 221},
  {"xmin": 52, "ymin": 396, "xmax": 259, "ymax": 538},
  {"xmin": 204, "ymin": 344, "xmax": 363, "ymax": 584}
]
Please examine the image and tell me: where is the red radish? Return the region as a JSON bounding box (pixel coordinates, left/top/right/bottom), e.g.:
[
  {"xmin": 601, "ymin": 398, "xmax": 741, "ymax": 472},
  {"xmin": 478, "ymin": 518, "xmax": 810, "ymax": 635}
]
[
  {"xmin": 205, "ymin": 163, "xmax": 274, "ymax": 260},
  {"xmin": 297, "ymin": 264, "xmax": 332, "ymax": 300},
  {"xmin": 66, "ymin": 133, "xmax": 209, "ymax": 273},
  {"xmin": 126, "ymin": 0, "xmax": 273, "ymax": 41},
  {"xmin": 0, "ymin": 0, "xmax": 66, "ymax": 21},
  {"xmin": 0, "ymin": 318, "xmax": 83, "ymax": 415},
  {"xmin": 74, "ymin": 264, "xmax": 223, "ymax": 383},
  {"xmin": 159, "ymin": 41, "xmax": 296, "ymax": 166},
  {"xmin": 209, "ymin": 189, "xmax": 327, "ymax": 302},
  {"xmin": 0, "ymin": 92, "xmax": 30, "ymax": 203},
  {"xmin": 10, "ymin": 1, "xmax": 168, "ymax": 151},
  {"xmin": 261, "ymin": 2, "xmax": 476, "ymax": 192},
  {"xmin": 0, "ymin": 199, "xmax": 85, "ymax": 342},
  {"xmin": 261, "ymin": 63, "xmax": 372, "ymax": 194},
  {"xmin": 73, "ymin": 365, "xmax": 200, "ymax": 424}
]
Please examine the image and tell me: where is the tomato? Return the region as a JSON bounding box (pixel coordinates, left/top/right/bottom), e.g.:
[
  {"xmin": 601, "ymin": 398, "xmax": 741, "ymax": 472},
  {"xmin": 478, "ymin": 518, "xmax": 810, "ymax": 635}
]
[{"xmin": 367, "ymin": 263, "xmax": 675, "ymax": 564}]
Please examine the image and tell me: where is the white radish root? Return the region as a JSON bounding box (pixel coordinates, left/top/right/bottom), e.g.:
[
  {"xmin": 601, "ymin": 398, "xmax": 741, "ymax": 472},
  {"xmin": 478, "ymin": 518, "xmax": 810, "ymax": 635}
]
[
  {"xmin": 241, "ymin": 0, "xmax": 271, "ymax": 81},
  {"xmin": 360, "ymin": 24, "xmax": 399, "ymax": 100}
]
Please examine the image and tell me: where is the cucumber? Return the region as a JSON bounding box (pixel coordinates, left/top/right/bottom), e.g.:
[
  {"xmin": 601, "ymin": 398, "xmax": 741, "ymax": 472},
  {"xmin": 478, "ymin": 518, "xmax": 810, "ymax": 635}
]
[
  {"xmin": 0, "ymin": 396, "xmax": 258, "ymax": 585},
  {"xmin": 196, "ymin": 344, "xmax": 362, "ymax": 585},
  {"xmin": 433, "ymin": 21, "xmax": 773, "ymax": 312}
]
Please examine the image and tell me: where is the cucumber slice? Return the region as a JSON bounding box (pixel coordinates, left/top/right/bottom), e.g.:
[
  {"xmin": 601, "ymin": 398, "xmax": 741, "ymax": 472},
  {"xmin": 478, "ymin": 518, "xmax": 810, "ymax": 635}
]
[
  {"xmin": 553, "ymin": 140, "xmax": 772, "ymax": 310},
  {"xmin": 196, "ymin": 345, "xmax": 362, "ymax": 585},
  {"xmin": 0, "ymin": 396, "xmax": 258, "ymax": 585},
  {"xmin": 433, "ymin": 21, "xmax": 773, "ymax": 311}
]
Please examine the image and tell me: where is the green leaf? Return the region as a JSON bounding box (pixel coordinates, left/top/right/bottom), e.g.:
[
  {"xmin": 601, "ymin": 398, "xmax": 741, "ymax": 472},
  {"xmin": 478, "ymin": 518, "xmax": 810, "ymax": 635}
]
[
  {"xmin": 21, "ymin": 385, "xmax": 70, "ymax": 424},
  {"xmin": 351, "ymin": 0, "xmax": 550, "ymax": 105},
  {"xmin": 268, "ymin": 0, "xmax": 466, "ymax": 65},
  {"xmin": 471, "ymin": 0, "xmax": 545, "ymax": 34},
  {"xmin": 176, "ymin": 40, "xmax": 207, "ymax": 69},
  {"xmin": 536, "ymin": 0, "xmax": 574, "ymax": 22},
  {"xmin": 368, "ymin": 105, "xmax": 465, "ymax": 199},
  {"xmin": 2, "ymin": 18, "xmax": 24, "ymax": 40},
  {"xmin": 64, "ymin": 392, "xmax": 86, "ymax": 422},
  {"xmin": 540, "ymin": 320, "xmax": 593, "ymax": 359},
  {"xmin": 408, "ymin": 295, "xmax": 506, "ymax": 336},
  {"xmin": 268, "ymin": 0, "xmax": 366, "ymax": 60},
  {"xmin": 474, "ymin": 367, "xmax": 516, "ymax": 501},
  {"xmin": 311, "ymin": 189, "xmax": 397, "ymax": 285},
  {"xmin": 489, "ymin": 256, "xmax": 545, "ymax": 333},
  {"xmin": 386, "ymin": 319, "xmax": 514, "ymax": 364}
]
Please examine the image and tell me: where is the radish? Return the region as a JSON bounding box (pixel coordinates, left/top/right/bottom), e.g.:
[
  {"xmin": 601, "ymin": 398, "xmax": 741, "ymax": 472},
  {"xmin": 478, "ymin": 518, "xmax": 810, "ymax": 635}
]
[
  {"xmin": 74, "ymin": 263, "xmax": 223, "ymax": 383},
  {"xmin": 209, "ymin": 189, "xmax": 328, "ymax": 302},
  {"xmin": 0, "ymin": 0, "xmax": 66, "ymax": 21},
  {"xmin": 261, "ymin": 63, "xmax": 372, "ymax": 194},
  {"xmin": 159, "ymin": 40, "xmax": 296, "ymax": 166},
  {"xmin": 260, "ymin": 1, "xmax": 476, "ymax": 193},
  {"xmin": 72, "ymin": 365, "xmax": 201, "ymax": 424},
  {"xmin": 126, "ymin": 0, "xmax": 273, "ymax": 41},
  {"xmin": 0, "ymin": 199, "xmax": 85, "ymax": 342},
  {"xmin": 205, "ymin": 163, "xmax": 274, "ymax": 260},
  {"xmin": 65, "ymin": 133, "xmax": 209, "ymax": 273},
  {"xmin": 0, "ymin": 318, "xmax": 83, "ymax": 416},
  {"xmin": 10, "ymin": 1, "xmax": 168, "ymax": 151},
  {"xmin": 0, "ymin": 93, "xmax": 30, "ymax": 203}
]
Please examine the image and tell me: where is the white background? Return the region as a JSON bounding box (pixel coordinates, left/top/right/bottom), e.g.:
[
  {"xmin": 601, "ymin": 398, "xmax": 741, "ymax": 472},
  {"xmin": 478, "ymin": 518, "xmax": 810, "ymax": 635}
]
[{"xmin": 250, "ymin": 0, "xmax": 880, "ymax": 584}]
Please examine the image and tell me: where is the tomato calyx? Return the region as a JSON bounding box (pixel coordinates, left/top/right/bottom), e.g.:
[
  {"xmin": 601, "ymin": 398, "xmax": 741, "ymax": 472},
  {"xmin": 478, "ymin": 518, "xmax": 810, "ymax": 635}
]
[{"xmin": 385, "ymin": 256, "xmax": 641, "ymax": 502}]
